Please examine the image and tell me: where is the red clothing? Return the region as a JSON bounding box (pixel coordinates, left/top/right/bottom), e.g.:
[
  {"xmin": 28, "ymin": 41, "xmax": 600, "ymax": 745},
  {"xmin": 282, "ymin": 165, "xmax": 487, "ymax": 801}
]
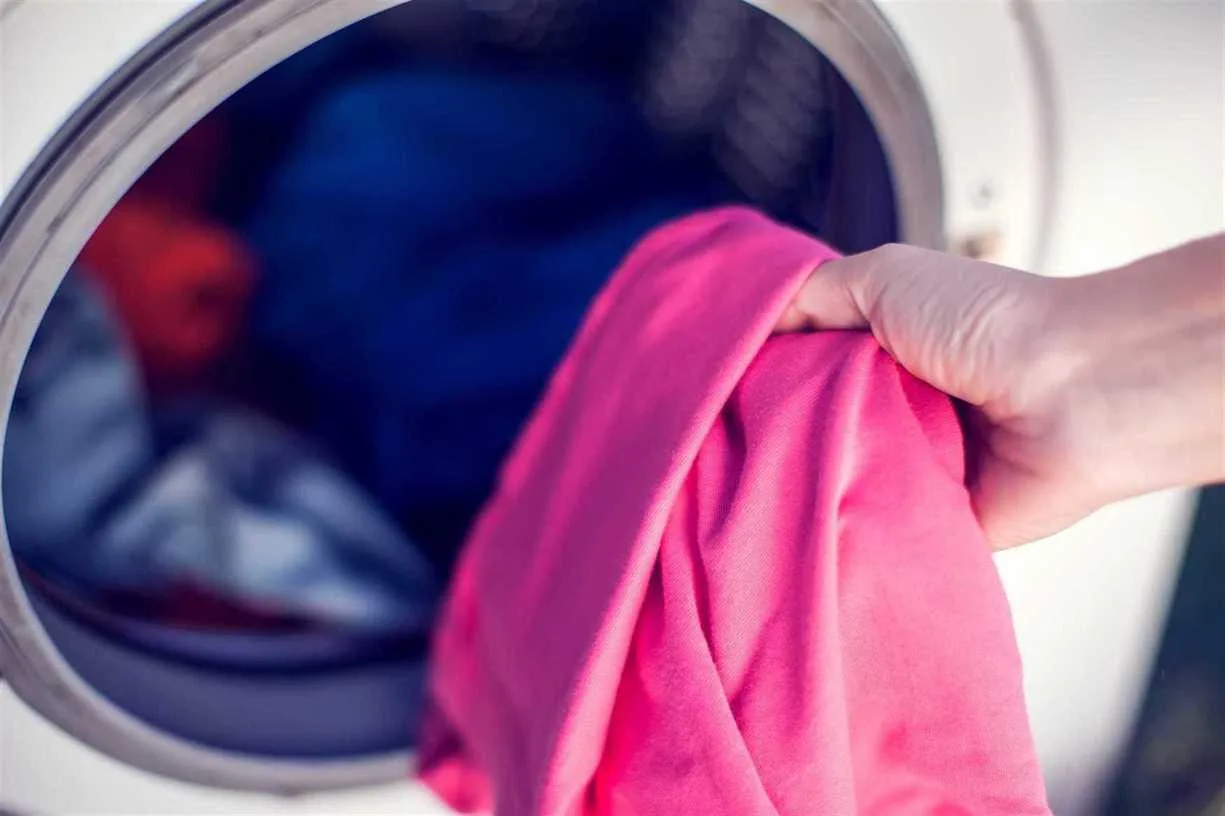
[
  {"xmin": 80, "ymin": 196, "xmax": 253, "ymax": 389},
  {"xmin": 422, "ymin": 207, "xmax": 1050, "ymax": 815}
]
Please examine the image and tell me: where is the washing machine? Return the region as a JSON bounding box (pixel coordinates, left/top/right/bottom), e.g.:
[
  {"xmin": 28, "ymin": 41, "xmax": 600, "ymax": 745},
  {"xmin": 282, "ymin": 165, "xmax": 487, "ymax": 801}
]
[{"xmin": 0, "ymin": 1, "xmax": 1221, "ymax": 814}]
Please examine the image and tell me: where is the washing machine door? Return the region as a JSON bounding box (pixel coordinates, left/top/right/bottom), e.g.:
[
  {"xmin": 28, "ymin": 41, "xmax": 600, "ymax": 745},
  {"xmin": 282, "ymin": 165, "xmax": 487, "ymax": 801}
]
[{"xmin": 0, "ymin": 0, "xmax": 1082, "ymax": 807}]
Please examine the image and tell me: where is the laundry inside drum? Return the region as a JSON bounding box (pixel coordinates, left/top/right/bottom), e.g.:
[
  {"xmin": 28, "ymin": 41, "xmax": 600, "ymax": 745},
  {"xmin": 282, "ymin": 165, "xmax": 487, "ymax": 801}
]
[{"xmin": 2, "ymin": 0, "xmax": 899, "ymax": 761}]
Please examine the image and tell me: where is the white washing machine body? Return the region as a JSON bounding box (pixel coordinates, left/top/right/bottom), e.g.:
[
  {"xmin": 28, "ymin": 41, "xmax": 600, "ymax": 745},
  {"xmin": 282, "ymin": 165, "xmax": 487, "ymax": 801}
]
[{"xmin": 0, "ymin": 1, "xmax": 1220, "ymax": 814}]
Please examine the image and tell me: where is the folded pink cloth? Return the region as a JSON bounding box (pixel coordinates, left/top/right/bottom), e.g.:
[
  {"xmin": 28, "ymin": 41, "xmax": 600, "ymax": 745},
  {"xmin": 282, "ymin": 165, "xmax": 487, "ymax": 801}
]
[{"xmin": 421, "ymin": 207, "xmax": 1051, "ymax": 815}]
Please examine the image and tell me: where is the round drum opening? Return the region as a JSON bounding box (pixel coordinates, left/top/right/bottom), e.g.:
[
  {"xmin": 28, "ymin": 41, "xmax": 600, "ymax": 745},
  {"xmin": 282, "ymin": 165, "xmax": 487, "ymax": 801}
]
[{"xmin": 0, "ymin": 0, "xmax": 943, "ymax": 795}]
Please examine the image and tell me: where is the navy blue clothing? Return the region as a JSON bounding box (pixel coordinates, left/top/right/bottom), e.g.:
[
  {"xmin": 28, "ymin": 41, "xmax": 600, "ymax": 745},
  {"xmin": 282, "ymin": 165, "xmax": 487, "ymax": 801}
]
[{"xmin": 244, "ymin": 64, "xmax": 720, "ymax": 567}]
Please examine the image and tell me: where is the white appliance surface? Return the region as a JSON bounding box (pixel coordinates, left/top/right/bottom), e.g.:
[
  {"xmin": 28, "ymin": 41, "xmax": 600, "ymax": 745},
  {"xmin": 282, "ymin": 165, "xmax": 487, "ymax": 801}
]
[{"xmin": 1, "ymin": 1, "xmax": 1222, "ymax": 814}]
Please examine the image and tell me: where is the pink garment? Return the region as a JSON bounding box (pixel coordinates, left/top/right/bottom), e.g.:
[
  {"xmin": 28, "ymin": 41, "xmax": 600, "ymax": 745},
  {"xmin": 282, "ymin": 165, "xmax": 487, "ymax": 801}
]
[{"xmin": 421, "ymin": 207, "xmax": 1051, "ymax": 815}]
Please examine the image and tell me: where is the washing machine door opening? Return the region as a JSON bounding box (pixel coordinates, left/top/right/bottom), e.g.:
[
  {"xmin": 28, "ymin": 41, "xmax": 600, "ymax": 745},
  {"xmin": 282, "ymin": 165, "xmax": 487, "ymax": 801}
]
[{"xmin": 0, "ymin": 0, "xmax": 943, "ymax": 795}]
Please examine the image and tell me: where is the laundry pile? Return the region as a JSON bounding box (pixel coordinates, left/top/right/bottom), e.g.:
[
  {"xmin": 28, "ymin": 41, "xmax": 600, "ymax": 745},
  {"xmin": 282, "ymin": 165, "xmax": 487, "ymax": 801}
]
[
  {"xmin": 5, "ymin": 263, "xmax": 442, "ymax": 632},
  {"xmin": 4, "ymin": 11, "xmax": 729, "ymax": 632}
]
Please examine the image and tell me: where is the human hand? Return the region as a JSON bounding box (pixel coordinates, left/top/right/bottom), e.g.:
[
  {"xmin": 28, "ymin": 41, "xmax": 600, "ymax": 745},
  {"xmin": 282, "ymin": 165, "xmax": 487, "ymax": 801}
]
[{"xmin": 779, "ymin": 236, "xmax": 1225, "ymax": 550}]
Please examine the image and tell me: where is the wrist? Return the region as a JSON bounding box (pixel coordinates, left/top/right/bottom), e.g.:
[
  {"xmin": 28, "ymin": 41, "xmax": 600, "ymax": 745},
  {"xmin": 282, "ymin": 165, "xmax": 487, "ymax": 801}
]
[{"xmin": 1050, "ymin": 239, "xmax": 1225, "ymax": 501}]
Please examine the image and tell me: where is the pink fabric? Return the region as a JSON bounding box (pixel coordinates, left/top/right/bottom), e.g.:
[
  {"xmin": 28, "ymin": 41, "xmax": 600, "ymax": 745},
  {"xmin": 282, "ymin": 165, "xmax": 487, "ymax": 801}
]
[{"xmin": 421, "ymin": 207, "xmax": 1051, "ymax": 815}]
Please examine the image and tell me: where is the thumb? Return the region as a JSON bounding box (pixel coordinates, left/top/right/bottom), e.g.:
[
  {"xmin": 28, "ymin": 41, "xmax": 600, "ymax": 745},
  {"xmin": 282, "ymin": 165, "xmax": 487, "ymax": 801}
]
[{"xmin": 777, "ymin": 253, "xmax": 876, "ymax": 333}]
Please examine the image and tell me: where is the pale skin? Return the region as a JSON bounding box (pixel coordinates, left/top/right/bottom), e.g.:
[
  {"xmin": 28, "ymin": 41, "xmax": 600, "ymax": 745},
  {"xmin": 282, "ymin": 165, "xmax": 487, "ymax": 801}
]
[{"xmin": 779, "ymin": 232, "xmax": 1225, "ymax": 550}]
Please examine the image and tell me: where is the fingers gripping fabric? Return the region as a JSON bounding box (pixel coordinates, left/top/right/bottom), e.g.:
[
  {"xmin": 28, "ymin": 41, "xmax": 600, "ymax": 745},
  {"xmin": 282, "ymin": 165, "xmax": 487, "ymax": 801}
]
[{"xmin": 421, "ymin": 207, "xmax": 1051, "ymax": 815}]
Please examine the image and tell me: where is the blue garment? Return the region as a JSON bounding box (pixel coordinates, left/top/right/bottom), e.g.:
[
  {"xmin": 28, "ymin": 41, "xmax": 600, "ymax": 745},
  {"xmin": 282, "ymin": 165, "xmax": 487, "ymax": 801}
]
[
  {"xmin": 5, "ymin": 273, "xmax": 438, "ymax": 633},
  {"xmin": 211, "ymin": 22, "xmax": 388, "ymax": 224},
  {"xmin": 244, "ymin": 64, "xmax": 719, "ymax": 562}
]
